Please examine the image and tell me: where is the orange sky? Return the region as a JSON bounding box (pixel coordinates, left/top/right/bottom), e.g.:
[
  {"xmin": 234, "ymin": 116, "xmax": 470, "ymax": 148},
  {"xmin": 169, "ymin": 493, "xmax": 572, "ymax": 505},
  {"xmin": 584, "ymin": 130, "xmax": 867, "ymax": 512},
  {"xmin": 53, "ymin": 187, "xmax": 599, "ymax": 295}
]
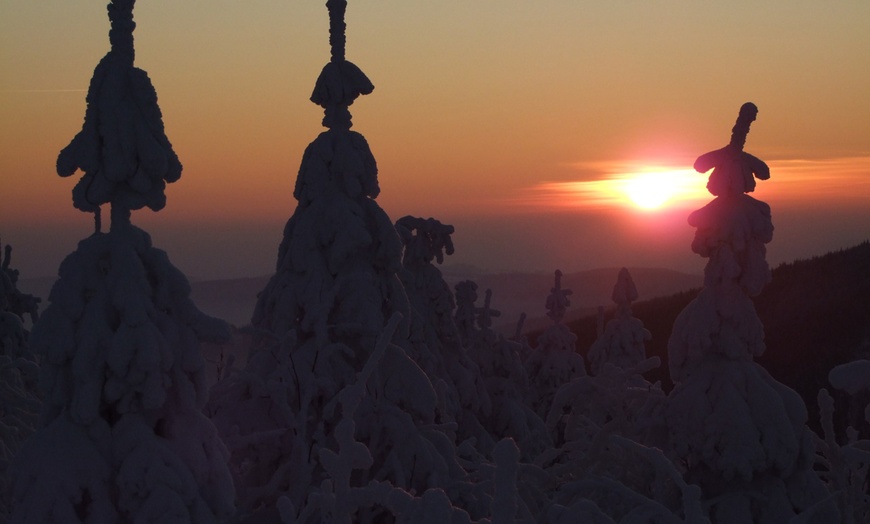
[{"xmin": 2, "ymin": 1, "xmax": 869, "ymax": 279}]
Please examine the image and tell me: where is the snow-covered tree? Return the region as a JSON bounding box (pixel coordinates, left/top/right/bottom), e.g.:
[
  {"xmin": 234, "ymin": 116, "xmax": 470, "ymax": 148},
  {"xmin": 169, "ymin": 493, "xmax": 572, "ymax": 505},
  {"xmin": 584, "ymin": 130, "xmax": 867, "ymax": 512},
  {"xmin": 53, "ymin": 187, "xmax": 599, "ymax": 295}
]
[
  {"xmin": 0, "ymin": 239, "xmax": 42, "ymax": 521},
  {"xmin": 9, "ymin": 2, "xmax": 235, "ymax": 522},
  {"xmin": 0, "ymin": 241, "xmax": 40, "ymax": 334},
  {"xmin": 207, "ymin": 3, "xmax": 478, "ymax": 521},
  {"xmin": 55, "ymin": 0, "xmax": 181, "ymax": 230},
  {"xmin": 455, "ymin": 282, "xmax": 550, "ymax": 461},
  {"xmin": 664, "ymin": 103, "xmax": 835, "ymax": 523},
  {"xmin": 538, "ymin": 272, "xmax": 675, "ymax": 521},
  {"xmin": 395, "ymin": 216, "xmax": 494, "ymax": 452},
  {"xmin": 588, "ymin": 267, "xmax": 651, "ymax": 376},
  {"xmin": 813, "ymin": 361, "xmax": 870, "ymax": 523},
  {"xmin": 249, "ymin": 0, "xmax": 405, "ymax": 352},
  {"xmin": 524, "ymin": 270, "xmax": 585, "ymax": 418},
  {"xmin": 0, "ymin": 240, "xmax": 40, "ymax": 365}
]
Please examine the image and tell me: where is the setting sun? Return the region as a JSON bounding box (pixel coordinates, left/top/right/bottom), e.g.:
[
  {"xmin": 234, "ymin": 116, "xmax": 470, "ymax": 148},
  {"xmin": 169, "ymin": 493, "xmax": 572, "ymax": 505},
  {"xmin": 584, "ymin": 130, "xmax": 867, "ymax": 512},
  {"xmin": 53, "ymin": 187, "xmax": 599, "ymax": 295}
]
[
  {"xmin": 621, "ymin": 173, "xmax": 673, "ymax": 209},
  {"xmin": 524, "ymin": 166, "xmax": 710, "ymax": 212},
  {"xmin": 615, "ymin": 170, "xmax": 703, "ymax": 211}
]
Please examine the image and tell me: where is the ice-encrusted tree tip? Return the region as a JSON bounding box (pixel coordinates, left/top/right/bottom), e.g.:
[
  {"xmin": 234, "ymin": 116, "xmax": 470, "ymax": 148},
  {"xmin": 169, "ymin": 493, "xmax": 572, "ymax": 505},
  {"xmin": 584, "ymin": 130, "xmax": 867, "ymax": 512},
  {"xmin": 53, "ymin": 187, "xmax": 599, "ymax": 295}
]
[
  {"xmin": 295, "ymin": 0, "xmax": 379, "ymax": 207},
  {"xmin": 694, "ymin": 102, "xmax": 770, "ymax": 197},
  {"xmin": 686, "ymin": 103, "xmax": 774, "ymax": 297},
  {"xmin": 310, "ymin": 0, "xmax": 374, "ymax": 130},
  {"xmin": 56, "ymin": 0, "xmax": 182, "ymax": 229}
]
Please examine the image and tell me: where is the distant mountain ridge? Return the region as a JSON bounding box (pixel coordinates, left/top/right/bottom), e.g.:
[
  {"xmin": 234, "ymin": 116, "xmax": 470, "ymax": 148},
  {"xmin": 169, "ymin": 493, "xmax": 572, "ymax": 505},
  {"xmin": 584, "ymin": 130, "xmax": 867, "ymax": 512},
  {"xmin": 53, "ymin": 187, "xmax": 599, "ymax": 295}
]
[
  {"xmin": 442, "ymin": 267, "xmax": 702, "ymax": 334},
  {"xmin": 20, "ymin": 267, "xmax": 702, "ymax": 331},
  {"xmin": 20, "ymin": 238, "xmax": 869, "ymax": 408},
  {"xmin": 187, "ymin": 266, "xmax": 703, "ymax": 330}
]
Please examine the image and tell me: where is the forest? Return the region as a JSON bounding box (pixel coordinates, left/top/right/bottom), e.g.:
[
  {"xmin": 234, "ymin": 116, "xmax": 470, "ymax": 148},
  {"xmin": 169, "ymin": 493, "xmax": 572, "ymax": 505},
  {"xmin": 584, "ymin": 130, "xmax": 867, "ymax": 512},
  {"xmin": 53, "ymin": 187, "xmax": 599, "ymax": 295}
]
[{"xmin": 2, "ymin": 1, "xmax": 869, "ymax": 523}]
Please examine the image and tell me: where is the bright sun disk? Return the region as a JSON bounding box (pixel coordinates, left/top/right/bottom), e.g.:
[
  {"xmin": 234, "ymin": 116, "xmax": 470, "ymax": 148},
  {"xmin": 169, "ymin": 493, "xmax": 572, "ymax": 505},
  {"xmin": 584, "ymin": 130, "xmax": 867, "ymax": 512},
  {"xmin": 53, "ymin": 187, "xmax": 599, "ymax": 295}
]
[
  {"xmin": 615, "ymin": 169, "xmax": 703, "ymax": 211},
  {"xmin": 525, "ymin": 166, "xmax": 708, "ymax": 212},
  {"xmin": 623, "ymin": 174, "xmax": 672, "ymax": 209}
]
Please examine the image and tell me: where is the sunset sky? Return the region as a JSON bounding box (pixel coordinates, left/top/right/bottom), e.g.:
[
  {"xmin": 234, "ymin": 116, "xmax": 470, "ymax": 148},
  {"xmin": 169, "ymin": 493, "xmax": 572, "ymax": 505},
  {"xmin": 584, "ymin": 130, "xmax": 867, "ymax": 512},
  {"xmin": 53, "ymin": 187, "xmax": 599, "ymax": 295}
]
[{"xmin": 2, "ymin": 1, "xmax": 869, "ymax": 280}]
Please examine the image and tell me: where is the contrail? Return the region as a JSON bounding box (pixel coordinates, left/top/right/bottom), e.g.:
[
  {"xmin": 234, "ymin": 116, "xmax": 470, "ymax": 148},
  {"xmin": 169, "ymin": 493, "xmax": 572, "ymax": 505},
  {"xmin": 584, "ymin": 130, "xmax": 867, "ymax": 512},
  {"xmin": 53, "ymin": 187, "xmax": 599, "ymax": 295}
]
[{"xmin": 2, "ymin": 88, "xmax": 87, "ymax": 93}]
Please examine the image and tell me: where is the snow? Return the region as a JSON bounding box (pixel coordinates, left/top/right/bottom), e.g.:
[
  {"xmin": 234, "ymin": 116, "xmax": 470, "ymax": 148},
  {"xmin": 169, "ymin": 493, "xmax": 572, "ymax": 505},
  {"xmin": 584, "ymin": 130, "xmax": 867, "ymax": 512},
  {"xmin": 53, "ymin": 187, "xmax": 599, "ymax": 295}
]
[
  {"xmin": 1, "ymin": 240, "xmax": 42, "ymax": 521},
  {"xmin": 206, "ymin": 3, "xmax": 482, "ymax": 519},
  {"xmin": 5, "ymin": 2, "xmax": 868, "ymax": 522},
  {"xmin": 11, "ymin": 226, "xmax": 236, "ymax": 523},
  {"xmin": 8, "ymin": 2, "xmax": 233, "ymax": 521},
  {"xmin": 588, "ymin": 268, "xmax": 651, "ymax": 376},
  {"xmin": 56, "ymin": 0, "xmax": 181, "ymax": 224},
  {"xmin": 664, "ymin": 103, "xmax": 835, "ymax": 522},
  {"xmin": 525, "ymin": 271, "xmax": 586, "ymax": 418},
  {"xmin": 693, "ymin": 102, "xmax": 770, "ymax": 197},
  {"xmin": 828, "ymin": 360, "xmax": 870, "ymax": 397}
]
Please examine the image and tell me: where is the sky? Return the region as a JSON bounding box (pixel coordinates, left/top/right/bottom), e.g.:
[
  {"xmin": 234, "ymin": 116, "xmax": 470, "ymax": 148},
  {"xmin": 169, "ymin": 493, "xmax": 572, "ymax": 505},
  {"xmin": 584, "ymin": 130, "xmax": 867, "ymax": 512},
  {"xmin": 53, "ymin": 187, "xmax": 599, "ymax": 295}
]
[{"xmin": 2, "ymin": 1, "xmax": 869, "ymax": 280}]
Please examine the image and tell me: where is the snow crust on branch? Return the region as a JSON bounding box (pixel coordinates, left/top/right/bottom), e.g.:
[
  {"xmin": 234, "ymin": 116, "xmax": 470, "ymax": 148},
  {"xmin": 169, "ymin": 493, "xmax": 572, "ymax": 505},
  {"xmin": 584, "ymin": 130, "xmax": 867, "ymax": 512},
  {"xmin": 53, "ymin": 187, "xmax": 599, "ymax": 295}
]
[{"xmin": 694, "ymin": 102, "xmax": 770, "ymax": 197}]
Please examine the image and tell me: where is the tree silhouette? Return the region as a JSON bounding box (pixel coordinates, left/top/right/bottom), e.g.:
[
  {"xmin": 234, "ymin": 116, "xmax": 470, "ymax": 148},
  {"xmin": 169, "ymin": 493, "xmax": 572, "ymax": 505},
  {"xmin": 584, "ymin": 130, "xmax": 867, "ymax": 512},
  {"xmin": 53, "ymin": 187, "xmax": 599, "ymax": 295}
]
[
  {"xmin": 56, "ymin": 0, "xmax": 182, "ymax": 231},
  {"xmin": 10, "ymin": 3, "xmax": 234, "ymax": 522}
]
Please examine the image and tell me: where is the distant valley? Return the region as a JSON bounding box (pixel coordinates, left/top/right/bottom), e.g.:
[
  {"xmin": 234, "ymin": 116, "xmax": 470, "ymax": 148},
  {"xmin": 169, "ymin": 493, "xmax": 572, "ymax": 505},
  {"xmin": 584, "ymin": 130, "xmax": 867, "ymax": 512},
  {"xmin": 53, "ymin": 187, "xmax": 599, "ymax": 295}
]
[{"xmin": 20, "ymin": 266, "xmax": 702, "ymax": 333}]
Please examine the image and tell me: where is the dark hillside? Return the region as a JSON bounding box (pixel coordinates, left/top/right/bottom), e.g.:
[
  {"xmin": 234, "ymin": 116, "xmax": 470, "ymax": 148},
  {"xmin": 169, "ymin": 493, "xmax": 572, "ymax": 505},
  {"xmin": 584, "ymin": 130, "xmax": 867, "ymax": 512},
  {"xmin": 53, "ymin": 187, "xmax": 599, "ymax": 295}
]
[
  {"xmin": 563, "ymin": 241, "xmax": 870, "ymax": 430},
  {"xmin": 755, "ymin": 241, "xmax": 870, "ymax": 432}
]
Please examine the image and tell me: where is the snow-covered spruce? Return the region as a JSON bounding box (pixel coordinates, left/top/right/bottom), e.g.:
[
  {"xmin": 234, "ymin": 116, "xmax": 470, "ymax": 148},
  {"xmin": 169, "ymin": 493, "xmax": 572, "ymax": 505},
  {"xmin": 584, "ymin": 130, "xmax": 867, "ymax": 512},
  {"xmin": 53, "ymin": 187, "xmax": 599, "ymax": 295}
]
[
  {"xmin": 664, "ymin": 103, "xmax": 835, "ymax": 523},
  {"xmin": 812, "ymin": 361, "xmax": 870, "ymax": 523},
  {"xmin": 9, "ymin": 2, "xmax": 234, "ymax": 521},
  {"xmin": 1, "ymin": 239, "xmax": 42, "ymax": 521},
  {"xmin": 545, "ymin": 270, "xmax": 665, "ymax": 452},
  {"xmin": 458, "ymin": 282, "xmax": 551, "ymax": 461},
  {"xmin": 395, "ymin": 216, "xmax": 495, "ymax": 454},
  {"xmin": 587, "ymin": 268, "xmax": 650, "ymax": 376},
  {"xmin": 524, "ymin": 270, "xmax": 585, "ymax": 419},
  {"xmin": 208, "ymin": 3, "xmax": 481, "ymax": 521},
  {"xmin": 539, "ymin": 273, "xmax": 677, "ymax": 520},
  {"xmin": 250, "ymin": 0, "xmax": 402, "ymax": 352},
  {"xmin": 545, "ymin": 274, "xmax": 665, "ymax": 459},
  {"xmin": 11, "ymin": 225, "xmax": 235, "ymax": 523}
]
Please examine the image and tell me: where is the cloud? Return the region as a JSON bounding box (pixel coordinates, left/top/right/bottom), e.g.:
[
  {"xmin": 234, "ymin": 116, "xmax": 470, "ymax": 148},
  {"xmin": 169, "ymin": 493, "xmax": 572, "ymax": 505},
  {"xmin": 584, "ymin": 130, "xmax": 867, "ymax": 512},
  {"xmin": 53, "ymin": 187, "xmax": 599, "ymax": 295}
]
[
  {"xmin": 511, "ymin": 161, "xmax": 709, "ymax": 212},
  {"xmin": 764, "ymin": 157, "xmax": 870, "ymax": 203},
  {"xmin": 509, "ymin": 156, "xmax": 870, "ymax": 212}
]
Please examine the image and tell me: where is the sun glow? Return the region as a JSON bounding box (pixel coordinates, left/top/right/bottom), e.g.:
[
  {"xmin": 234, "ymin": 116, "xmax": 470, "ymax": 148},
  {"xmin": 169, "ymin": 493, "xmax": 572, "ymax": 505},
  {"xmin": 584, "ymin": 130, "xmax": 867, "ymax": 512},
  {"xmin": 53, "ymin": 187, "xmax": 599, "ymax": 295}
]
[
  {"xmin": 523, "ymin": 165, "xmax": 710, "ymax": 212},
  {"xmin": 620, "ymin": 173, "xmax": 673, "ymax": 209},
  {"xmin": 615, "ymin": 170, "xmax": 702, "ymax": 210}
]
